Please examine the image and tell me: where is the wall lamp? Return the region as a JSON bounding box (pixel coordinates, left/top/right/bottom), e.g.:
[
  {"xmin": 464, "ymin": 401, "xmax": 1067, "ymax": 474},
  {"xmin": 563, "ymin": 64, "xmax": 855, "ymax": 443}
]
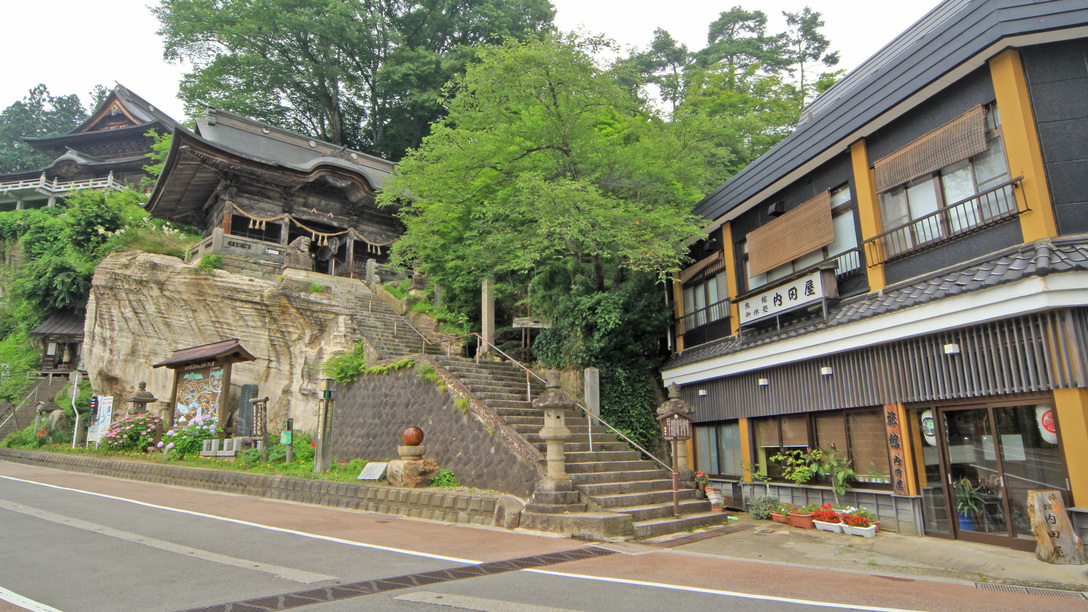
[
  {"xmin": 758, "ymin": 378, "xmax": 770, "ymax": 387},
  {"xmin": 943, "ymin": 343, "xmax": 961, "ymax": 355},
  {"xmin": 820, "ymin": 366, "xmax": 834, "ymax": 376}
]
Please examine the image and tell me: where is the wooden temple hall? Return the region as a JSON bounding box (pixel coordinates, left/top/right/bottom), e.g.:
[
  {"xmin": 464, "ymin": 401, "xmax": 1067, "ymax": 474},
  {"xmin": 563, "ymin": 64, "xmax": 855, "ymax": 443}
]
[{"xmin": 146, "ymin": 107, "xmax": 400, "ymax": 279}]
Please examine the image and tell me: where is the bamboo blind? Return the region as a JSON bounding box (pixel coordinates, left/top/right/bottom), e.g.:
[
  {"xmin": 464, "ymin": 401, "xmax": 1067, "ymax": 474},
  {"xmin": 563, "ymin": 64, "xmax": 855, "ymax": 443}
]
[
  {"xmin": 747, "ymin": 191, "xmax": 833, "ymax": 277},
  {"xmin": 873, "ymin": 105, "xmax": 988, "ymax": 193}
]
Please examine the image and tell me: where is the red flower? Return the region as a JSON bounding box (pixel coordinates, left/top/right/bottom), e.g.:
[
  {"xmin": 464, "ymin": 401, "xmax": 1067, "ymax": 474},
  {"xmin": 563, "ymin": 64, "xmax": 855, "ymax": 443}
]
[
  {"xmin": 310, "ymin": 442, "xmax": 316, "ymax": 448},
  {"xmin": 36, "ymin": 429, "xmax": 45, "ymax": 437}
]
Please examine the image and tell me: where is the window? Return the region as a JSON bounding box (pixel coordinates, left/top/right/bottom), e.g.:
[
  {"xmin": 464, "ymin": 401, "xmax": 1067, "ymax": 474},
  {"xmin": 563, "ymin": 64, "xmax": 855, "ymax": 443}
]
[
  {"xmin": 877, "ymin": 105, "xmax": 1012, "ymax": 257},
  {"xmin": 752, "ymin": 408, "xmax": 891, "ymax": 485},
  {"xmin": 739, "ymin": 185, "xmax": 858, "ymax": 293},
  {"xmin": 682, "ymin": 272, "xmax": 728, "ymax": 330},
  {"xmin": 696, "ymin": 421, "xmax": 744, "ymax": 477}
]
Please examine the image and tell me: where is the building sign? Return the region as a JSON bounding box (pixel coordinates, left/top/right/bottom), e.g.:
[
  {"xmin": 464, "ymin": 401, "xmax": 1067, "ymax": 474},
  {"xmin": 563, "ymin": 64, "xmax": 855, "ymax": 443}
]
[
  {"xmin": 884, "ymin": 406, "xmax": 908, "ymax": 495},
  {"xmin": 1027, "ymin": 490, "xmax": 1087, "ymax": 564},
  {"xmin": 659, "ymin": 412, "xmax": 692, "ymax": 440},
  {"xmin": 739, "ymin": 270, "xmax": 825, "ymax": 325},
  {"xmin": 513, "ymin": 317, "xmax": 551, "ymax": 329}
]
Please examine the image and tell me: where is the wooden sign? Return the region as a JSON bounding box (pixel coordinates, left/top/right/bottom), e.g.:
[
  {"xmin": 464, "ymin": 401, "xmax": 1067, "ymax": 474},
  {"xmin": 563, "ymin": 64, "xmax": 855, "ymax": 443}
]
[
  {"xmin": 659, "ymin": 412, "xmax": 692, "ymax": 440},
  {"xmin": 1027, "ymin": 490, "xmax": 1087, "ymax": 565}
]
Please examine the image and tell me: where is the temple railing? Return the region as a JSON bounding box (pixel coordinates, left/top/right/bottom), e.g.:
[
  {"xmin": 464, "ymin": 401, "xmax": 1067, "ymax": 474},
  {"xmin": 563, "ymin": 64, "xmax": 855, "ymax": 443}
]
[{"xmin": 0, "ymin": 172, "xmax": 121, "ymax": 197}]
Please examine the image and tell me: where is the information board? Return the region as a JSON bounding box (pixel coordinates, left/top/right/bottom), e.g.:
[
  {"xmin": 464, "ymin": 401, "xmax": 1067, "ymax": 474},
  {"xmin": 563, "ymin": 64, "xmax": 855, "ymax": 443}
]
[{"xmin": 86, "ymin": 396, "xmax": 114, "ymax": 444}]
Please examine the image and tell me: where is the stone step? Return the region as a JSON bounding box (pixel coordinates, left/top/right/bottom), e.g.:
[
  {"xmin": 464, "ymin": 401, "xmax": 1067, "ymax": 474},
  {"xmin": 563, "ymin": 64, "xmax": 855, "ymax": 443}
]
[
  {"xmin": 592, "ymin": 488, "xmax": 699, "ymax": 509},
  {"xmin": 576, "ymin": 478, "xmax": 675, "ymax": 497},
  {"xmin": 565, "ymin": 460, "xmax": 648, "ymax": 474},
  {"xmin": 568, "ymin": 469, "xmax": 667, "ymax": 485},
  {"xmin": 565, "ymin": 450, "xmax": 642, "ymax": 463},
  {"xmin": 632, "ymin": 512, "xmax": 726, "ymax": 539},
  {"xmin": 529, "ymin": 441, "xmax": 629, "ymax": 454},
  {"xmin": 474, "ymin": 391, "xmax": 533, "ymax": 403},
  {"xmin": 613, "ymin": 498, "xmax": 712, "ymax": 523}
]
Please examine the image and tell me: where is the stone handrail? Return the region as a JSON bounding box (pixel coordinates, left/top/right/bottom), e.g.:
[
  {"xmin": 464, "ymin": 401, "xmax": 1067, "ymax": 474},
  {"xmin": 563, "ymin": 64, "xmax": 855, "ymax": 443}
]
[{"xmin": 0, "ymin": 172, "xmax": 119, "ymax": 195}]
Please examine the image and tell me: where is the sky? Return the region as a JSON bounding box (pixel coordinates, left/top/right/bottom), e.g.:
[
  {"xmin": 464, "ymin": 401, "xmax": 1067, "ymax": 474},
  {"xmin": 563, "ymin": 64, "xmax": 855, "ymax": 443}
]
[{"xmin": 0, "ymin": 0, "xmax": 942, "ymax": 122}]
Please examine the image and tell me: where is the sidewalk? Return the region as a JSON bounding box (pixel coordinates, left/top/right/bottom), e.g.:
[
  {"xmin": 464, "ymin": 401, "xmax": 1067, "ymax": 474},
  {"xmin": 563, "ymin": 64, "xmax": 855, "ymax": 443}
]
[{"xmin": 641, "ymin": 514, "xmax": 1088, "ymax": 593}]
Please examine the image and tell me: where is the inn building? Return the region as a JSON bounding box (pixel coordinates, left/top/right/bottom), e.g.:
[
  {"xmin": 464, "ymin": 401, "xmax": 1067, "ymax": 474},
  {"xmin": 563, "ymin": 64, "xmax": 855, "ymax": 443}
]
[{"xmin": 661, "ymin": 0, "xmax": 1088, "ymax": 549}]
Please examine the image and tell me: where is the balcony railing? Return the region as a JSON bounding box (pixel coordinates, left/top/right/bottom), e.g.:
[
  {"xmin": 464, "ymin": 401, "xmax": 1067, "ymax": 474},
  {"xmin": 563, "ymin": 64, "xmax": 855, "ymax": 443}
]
[
  {"xmin": 676, "ymin": 298, "xmax": 730, "ymax": 336},
  {"xmin": 864, "ymin": 177, "xmax": 1023, "ymax": 266},
  {"xmin": 0, "ymin": 172, "xmax": 121, "ymax": 197}
]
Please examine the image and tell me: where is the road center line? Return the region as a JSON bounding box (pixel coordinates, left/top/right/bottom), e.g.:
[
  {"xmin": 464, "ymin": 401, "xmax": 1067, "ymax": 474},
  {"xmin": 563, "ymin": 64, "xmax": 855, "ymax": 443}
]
[{"xmin": 0, "ymin": 498, "xmax": 335, "ymax": 584}]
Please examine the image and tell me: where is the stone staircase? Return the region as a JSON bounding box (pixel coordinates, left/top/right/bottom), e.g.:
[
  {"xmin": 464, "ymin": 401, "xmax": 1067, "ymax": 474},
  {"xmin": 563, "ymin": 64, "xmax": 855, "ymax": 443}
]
[
  {"xmin": 434, "ymin": 356, "xmax": 721, "ymax": 539},
  {"xmin": 0, "ymin": 375, "xmax": 72, "ymax": 441}
]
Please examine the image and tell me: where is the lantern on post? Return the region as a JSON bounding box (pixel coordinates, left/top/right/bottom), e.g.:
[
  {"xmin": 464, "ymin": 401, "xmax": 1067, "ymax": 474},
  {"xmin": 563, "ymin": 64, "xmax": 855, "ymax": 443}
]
[{"xmin": 657, "ymin": 384, "xmax": 694, "ymax": 518}]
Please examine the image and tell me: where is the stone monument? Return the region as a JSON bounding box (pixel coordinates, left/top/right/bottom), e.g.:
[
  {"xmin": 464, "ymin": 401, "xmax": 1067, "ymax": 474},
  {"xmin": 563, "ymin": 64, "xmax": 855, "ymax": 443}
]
[{"xmin": 386, "ymin": 426, "xmax": 439, "ymax": 488}]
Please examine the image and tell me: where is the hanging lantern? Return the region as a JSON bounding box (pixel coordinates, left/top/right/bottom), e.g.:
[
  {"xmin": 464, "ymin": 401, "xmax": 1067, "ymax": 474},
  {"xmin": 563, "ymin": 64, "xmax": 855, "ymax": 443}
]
[
  {"xmin": 1036, "ymin": 404, "xmax": 1058, "ymax": 445},
  {"xmin": 920, "ymin": 409, "xmax": 936, "ymax": 446}
]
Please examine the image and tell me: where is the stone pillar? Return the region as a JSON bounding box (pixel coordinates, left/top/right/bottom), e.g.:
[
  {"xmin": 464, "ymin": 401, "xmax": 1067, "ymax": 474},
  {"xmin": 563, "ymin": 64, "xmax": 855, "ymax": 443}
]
[
  {"xmin": 481, "ymin": 278, "xmax": 495, "ymax": 354},
  {"xmin": 584, "ymin": 367, "xmax": 600, "ymax": 418},
  {"xmin": 658, "ymin": 383, "xmax": 694, "ymax": 483},
  {"xmin": 211, "ymin": 227, "xmax": 225, "ymax": 253}
]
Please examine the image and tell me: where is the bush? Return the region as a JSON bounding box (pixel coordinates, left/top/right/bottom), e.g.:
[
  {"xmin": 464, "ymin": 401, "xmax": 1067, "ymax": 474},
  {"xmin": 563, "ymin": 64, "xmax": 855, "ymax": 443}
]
[
  {"xmin": 292, "ymin": 431, "xmax": 315, "ymax": 463},
  {"xmin": 163, "ymin": 417, "xmax": 221, "ymax": 459},
  {"xmin": 100, "ymin": 413, "xmax": 163, "ymax": 453},
  {"xmin": 747, "ymin": 495, "xmax": 781, "ymax": 520},
  {"xmin": 429, "ymin": 467, "xmax": 459, "ymax": 487},
  {"xmin": 197, "ymin": 253, "xmax": 223, "ymax": 270},
  {"xmin": 0, "ymin": 423, "xmax": 48, "ymax": 449}
]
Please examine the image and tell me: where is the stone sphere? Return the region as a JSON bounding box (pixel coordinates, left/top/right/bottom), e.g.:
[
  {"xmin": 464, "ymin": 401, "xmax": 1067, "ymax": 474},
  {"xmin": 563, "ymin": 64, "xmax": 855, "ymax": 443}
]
[{"xmin": 402, "ymin": 426, "xmax": 424, "ymax": 446}]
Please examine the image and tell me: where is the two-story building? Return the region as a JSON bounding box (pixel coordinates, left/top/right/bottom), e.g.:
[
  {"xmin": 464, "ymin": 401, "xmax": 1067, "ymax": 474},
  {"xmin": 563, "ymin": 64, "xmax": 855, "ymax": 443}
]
[{"xmin": 661, "ymin": 0, "xmax": 1088, "ymax": 550}]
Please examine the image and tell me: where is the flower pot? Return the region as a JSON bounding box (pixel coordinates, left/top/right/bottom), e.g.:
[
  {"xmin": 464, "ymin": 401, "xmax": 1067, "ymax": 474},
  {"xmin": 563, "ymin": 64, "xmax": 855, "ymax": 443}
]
[
  {"xmin": 787, "ymin": 512, "xmax": 815, "ymax": 529},
  {"xmin": 842, "ymin": 524, "xmax": 877, "ymax": 538},
  {"xmin": 705, "ymin": 487, "xmax": 724, "ymax": 507},
  {"xmin": 711, "ymin": 505, "xmax": 725, "ymax": 513},
  {"xmin": 813, "ymin": 520, "xmax": 843, "ymax": 533},
  {"xmin": 770, "ymin": 512, "xmax": 784, "ymax": 523}
]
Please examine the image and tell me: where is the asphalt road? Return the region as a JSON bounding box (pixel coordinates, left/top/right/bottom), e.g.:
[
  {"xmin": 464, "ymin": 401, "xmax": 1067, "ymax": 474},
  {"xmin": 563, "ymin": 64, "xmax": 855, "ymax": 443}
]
[{"xmin": 0, "ymin": 461, "xmax": 1077, "ymax": 612}]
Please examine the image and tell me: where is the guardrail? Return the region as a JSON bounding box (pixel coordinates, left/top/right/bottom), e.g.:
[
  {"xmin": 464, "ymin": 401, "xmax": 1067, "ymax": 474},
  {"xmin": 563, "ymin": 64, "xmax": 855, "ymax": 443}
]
[{"xmin": 0, "ymin": 172, "xmax": 120, "ymax": 196}]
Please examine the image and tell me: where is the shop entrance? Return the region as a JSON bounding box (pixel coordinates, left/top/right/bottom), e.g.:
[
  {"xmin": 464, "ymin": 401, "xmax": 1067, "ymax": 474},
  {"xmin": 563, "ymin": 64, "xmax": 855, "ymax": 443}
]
[{"xmin": 912, "ymin": 399, "xmax": 1070, "ymax": 550}]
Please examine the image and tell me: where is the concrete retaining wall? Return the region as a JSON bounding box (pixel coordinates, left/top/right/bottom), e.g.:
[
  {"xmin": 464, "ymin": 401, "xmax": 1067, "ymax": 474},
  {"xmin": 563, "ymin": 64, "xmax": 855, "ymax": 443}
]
[{"xmin": 0, "ymin": 448, "xmax": 508, "ymax": 527}]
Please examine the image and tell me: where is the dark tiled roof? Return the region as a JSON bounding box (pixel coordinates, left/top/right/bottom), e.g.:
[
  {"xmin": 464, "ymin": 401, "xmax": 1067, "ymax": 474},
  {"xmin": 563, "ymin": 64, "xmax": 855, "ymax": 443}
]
[
  {"xmin": 662, "ymin": 239, "xmax": 1088, "ymax": 371},
  {"xmin": 152, "ymin": 338, "xmax": 256, "ymax": 369},
  {"xmin": 695, "ymin": 0, "xmax": 1088, "ymax": 222},
  {"xmin": 30, "ymin": 311, "xmax": 85, "ymax": 337}
]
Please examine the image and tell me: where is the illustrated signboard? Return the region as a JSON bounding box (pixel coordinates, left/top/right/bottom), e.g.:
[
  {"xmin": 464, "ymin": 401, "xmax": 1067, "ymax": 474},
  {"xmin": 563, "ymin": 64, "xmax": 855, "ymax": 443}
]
[
  {"xmin": 173, "ymin": 363, "xmax": 224, "ymax": 426},
  {"xmin": 86, "ymin": 396, "xmax": 114, "ymax": 444}
]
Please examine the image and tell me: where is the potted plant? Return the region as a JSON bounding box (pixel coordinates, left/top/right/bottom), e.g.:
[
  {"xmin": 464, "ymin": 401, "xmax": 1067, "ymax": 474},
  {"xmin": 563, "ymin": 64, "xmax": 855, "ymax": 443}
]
[
  {"xmin": 770, "ymin": 500, "xmax": 787, "ymax": 523},
  {"xmin": 810, "ymin": 444, "xmax": 856, "ymax": 506},
  {"xmin": 954, "ymin": 478, "xmax": 984, "ymax": 531},
  {"xmin": 787, "ymin": 502, "xmax": 817, "ymax": 529},
  {"xmin": 841, "ymin": 512, "xmax": 876, "ymax": 537},
  {"xmin": 812, "ymin": 503, "xmax": 843, "ymax": 533},
  {"xmin": 746, "ymin": 495, "xmax": 780, "ymax": 520},
  {"xmin": 694, "ymin": 470, "xmax": 710, "ymax": 497},
  {"xmin": 770, "ymin": 449, "xmax": 816, "ymax": 486}
]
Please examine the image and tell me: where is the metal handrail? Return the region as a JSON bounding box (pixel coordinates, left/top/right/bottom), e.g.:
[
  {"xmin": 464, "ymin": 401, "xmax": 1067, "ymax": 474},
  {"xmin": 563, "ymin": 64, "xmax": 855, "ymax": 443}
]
[
  {"xmin": 863, "ymin": 176, "xmax": 1024, "ymax": 266},
  {"xmin": 360, "ymin": 291, "xmax": 674, "ymax": 473},
  {"xmin": 0, "ymin": 379, "xmax": 45, "ymax": 433}
]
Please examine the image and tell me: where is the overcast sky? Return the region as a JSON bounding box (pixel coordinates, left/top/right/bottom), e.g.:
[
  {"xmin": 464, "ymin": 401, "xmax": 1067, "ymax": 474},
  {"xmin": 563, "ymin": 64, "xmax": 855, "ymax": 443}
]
[{"xmin": 1, "ymin": 0, "xmax": 941, "ymax": 122}]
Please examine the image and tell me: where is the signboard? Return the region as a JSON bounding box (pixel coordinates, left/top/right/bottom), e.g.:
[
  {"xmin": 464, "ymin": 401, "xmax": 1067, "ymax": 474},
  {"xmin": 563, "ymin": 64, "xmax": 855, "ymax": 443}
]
[
  {"xmin": 513, "ymin": 317, "xmax": 551, "ymax": 329},
  {"xmin": 739, "ymin": 270, "xmax": 825, "ymax": 325},
  {"xmin": 1027, "ymin": 490, "xmax": 1087, "ymax": 564},
  {"xmin": 87, "ymin": 396, "xmax": 114, "ymax": 444},
  {"xmin": 279, "ymin": 431, "xmax": 292, "ymax": 445},
  {"xmin": 660, "ymin": 413, "xmax": 692, "ymax": 440},
  {"xmin": 235, "ymin": 384, "xmax": 259, "ymax": 437}
]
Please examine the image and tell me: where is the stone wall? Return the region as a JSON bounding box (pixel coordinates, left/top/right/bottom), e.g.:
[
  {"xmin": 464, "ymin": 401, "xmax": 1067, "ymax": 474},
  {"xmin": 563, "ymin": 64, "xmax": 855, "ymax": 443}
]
[{"xmin": 330, "ymin": 366, "xmax": 541, "ymax": 499}]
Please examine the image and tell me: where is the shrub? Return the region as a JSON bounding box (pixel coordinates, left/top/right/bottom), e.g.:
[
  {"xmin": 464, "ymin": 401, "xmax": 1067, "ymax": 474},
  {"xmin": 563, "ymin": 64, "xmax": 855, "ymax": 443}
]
[
  {"xmin": 100, "ymin": 413, "xmax": 163, "ymax": 453},
  {"xmin": 429, "ymin": 467, "xmax": 459, "ymax": 487},
  {"xmin": 746, "ymin": 495, "xmax": 781, "ymax": 520},
  {"xmin": 1, "ymin": 423, "xmax": 47, "ymax": 449},
  {"xmin": 163, "ymin": 417, "xmax": 221, "ymax": 459},
  {"xmin": 292, "ymin": 431, "xmax": 315, "ymax": 463},
  {"xmin": 197, "ymin": 253, "xmax": 223, "ymax": 270}
]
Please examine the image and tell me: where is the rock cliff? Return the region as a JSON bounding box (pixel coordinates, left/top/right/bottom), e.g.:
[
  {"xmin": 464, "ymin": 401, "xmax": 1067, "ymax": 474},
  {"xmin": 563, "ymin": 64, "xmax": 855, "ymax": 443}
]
[{"xmin": 85, "ymin": 250, "xmax": 357, "ymax": 430}]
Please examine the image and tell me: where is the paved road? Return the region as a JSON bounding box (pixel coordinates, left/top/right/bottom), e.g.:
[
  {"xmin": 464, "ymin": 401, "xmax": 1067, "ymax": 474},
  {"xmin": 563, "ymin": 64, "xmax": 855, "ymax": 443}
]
[{"xmin": 0, "ymin": 462, "xmax": 1077, "ymax": 612}]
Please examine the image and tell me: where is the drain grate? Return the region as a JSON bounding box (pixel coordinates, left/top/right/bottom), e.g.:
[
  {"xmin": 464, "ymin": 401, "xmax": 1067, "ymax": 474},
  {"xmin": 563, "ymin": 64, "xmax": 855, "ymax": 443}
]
[
  {"xmin": 975, "ymin": 583, "xmax": 1087, "ymax": 599},
  {"xmin": 178, "ymin": 546, "xmax": 616, "ymax": 612}
]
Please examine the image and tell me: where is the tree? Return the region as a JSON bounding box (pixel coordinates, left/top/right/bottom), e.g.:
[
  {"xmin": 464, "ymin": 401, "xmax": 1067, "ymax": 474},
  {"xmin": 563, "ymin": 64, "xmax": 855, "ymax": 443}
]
[
  {"xmin": 783, "ymin": 7, "xmax": 840, "ymax": 102},
  {"xmin": 381, "ymin": 34, "xmax": 732, "ymax": 444},
  {"xmin": 624, "ymin": 29, "xmax": 691, "ymax": 112},
  {"xmin": 154, "ymin": 0, "xmax": 554, "ymax": 161},
  {"xmin": 697, "ymin": 7, "xmax": 790, "ymax": 82},
  {"xmin": 0, "ymin": 85, "xmax": 89, "ymax": 174}
]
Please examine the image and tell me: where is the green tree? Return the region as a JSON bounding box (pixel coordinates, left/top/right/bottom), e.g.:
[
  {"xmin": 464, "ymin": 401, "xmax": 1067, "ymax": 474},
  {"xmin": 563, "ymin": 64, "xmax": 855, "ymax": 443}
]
[
  {"xmin": 382, "ymin": 34, "xmax": 731, "ymax": 445},
  {"xmin": 0, "ymin": 85, "xmax": 90, "ymax": 174},
  {"xmin": 154, "ymin": 0, "xmax": 554, "ymax": 161},
  {"xmin": 783, "ymin": 7, "xmax": 840, "ymax": 102}
]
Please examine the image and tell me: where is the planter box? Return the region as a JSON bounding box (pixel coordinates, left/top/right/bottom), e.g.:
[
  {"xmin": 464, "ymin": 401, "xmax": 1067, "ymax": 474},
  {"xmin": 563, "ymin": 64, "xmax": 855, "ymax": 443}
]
[
  {"xmin": 842, "ymin": 524, "xmax": 877, "ymax": 538},
  {"xmin": 787, "ymin": 512, "xmax": 815, "ymax": 529},
  {"xmin": 770, "ymin": 512, "xmax": 784, "ymax": 523},
  {"xmin": 813, "ymin": 519, "xmax": 843, "ymax": 533}
]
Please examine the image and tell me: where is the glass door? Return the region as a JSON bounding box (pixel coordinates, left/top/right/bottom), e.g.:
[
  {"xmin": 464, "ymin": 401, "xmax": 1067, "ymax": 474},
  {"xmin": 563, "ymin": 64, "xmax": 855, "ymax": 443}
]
[{"xmin": 940, "ymin": 407, "xmax": 1011, "ymax": 545}]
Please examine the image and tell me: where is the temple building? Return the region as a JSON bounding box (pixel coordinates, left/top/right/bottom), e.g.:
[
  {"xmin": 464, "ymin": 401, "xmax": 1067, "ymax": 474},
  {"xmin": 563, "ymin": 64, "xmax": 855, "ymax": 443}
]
[
  {"xmin": 0, "ymin": 85, "xmax": 177, "ymax": 210},
  {"xmin": 663, "ymin": 0, "xmax": 1088, "ymax": 550},
  {"xmin": 145, "ymin": 107, "xmax": 399, "ymax": 280}
]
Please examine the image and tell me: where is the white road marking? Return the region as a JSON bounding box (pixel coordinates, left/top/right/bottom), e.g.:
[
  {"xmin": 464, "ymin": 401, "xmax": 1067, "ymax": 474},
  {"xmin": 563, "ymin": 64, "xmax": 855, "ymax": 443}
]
[
  {"xmin": 1, "ymin": 473, "xmax": 930, "ymax": 612},
  {"xmin": 395, "ymin": 591, "xmax": 581, "ymax": 611},
  {"xmin": 0, "ymin": 585, "xmax": 63, "ymax": 612},
  {"xmin": 524, "ymin": 569, "xmax": 928, "ymax": 612},
  {"xmin": 0, "ymin": 498, "xmax": 335, "ymax": 584},
  {"xmin": 0, "ymin": 474, "xmax": 475, "ymax": 564}
]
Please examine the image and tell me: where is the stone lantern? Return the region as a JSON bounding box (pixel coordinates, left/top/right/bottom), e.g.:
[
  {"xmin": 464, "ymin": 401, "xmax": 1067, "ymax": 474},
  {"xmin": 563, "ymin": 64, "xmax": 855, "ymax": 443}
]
[
  {"xmin": 532, "ymin": 371, "xmax": 574, "ymax": 489},
  {"xmin": 657, "ymin": 383, "xmax": 695, "ymax": 483},
  {"xmin": 126, "ymin": 382, "xmax": 158, "ymax": 415}
]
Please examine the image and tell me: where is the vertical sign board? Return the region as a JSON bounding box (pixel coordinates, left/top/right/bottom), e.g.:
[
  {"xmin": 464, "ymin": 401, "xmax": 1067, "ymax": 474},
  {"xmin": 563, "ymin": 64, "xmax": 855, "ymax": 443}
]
[
  {"xmin": 235, "ymin": 384, "xmax": 259, "ymax": 437},
  {"xmin": 884, "ymin": 406, "xmax": 908, "ymax": 495},
  {"xmin": 1028, "ymin": 490, "xmax": 1087, "ymax": 564},
  {"xmin": 86, "ymin": 396, "xmax": 114, "ymax": 444}
]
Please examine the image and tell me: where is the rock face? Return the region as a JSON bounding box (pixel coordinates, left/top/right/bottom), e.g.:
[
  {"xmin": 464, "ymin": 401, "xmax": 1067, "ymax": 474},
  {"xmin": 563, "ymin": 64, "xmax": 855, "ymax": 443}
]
[{"xmin": 85, "ymin": 250, "xmax": 357, "ymax": 431}]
